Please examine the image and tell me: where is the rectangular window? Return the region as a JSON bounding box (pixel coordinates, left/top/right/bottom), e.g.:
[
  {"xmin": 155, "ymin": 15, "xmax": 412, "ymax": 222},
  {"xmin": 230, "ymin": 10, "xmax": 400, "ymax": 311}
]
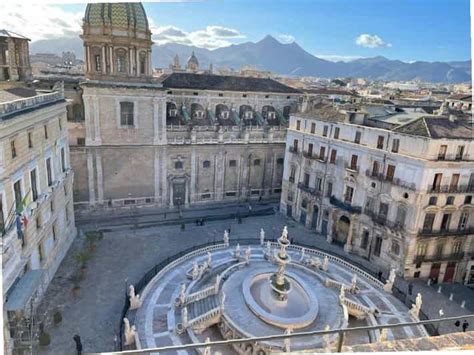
[
  {"xmin": 361, "ymin": 230, "xmax": 369, "ymax": 249},
  {"xmin": 350, "ymin": 155, "xmax": 358, "ymax": 170},
  {"xmin": 432, "ymin": 173, "xmax": 443, "ymax": 191},
  {"xmin": 52, "ymin": 224, "xmax": 57, "ymax": 242},
  {"xmin": 10, "ymin": 139, "xmax": 16, "ymax": 159},
  {"xmin": 396, "ymin": 206, "xmax": 407, "ymax": 226},
  {"xmin": 386, "ymin": 165, "xmax": 396, "ymax": 181},
  {"xmin": 293, "ymin": 139, "xmax": 299, "ymax": 152},
  {"xmin": 417, "ymin": 243, "xmax": 427, "ymax": 256},
  {"xmin": 61, "ymin": 147, "xmax": 66, "ymax": 172},
  {"xmin": 392, "ymin": 139, "xmax": 399, "ymax": 153},
  {"xmin": 372, "ymin": 161, "xmax": 380, "ymax": 176},
  {"xmin": 458, "ymin": 212, "xmax": 469, "ymax": 230},
  {"xmin": 446, "ymin": 196, "xmax": 455, "ymax": 205},
  {"xmin": 289, "ymin": 166, "xmax": 296, "ymax": 182},
  {"xmin": 379, "ymin": 203, "xmax": 389, "ymax": 220},
  {"xmin": 440, "ymin": 213, "xmax": 451, "ymax": 231},
  {"xmin": 429, "ymin": 196, "xmax": 438, "ymax": 205},
  {"xmin": 253, "ymin": 159, "xmax": 261, "ymax": 166},
  {"xmin": 65, "ymin": 203, "xmax": 70, "ymax": 222},
  {"xmin": 0, "ymin": 196, "xmax": 4, "ymax": 232},
  {"xmin": 456, "ymin": 146, "xmax": 465, "ymax": 160},
  {"xmin": 30, "ymin": 169, "xmax": 38, "ymax": 201},
  {"xmin": 334, "ymin": 127, "xmax": 340, "ymax": 139},
  {"xmin": 423, "ymin": 213, "xmax": 435, "ymax": 231},
  {"xmin": 58, "ymin": 117, "xmax": 62, "ymax": 131},
  {"xmin": 322, "ymin": 126, "xmax": 328, "ymax": 137},
  {"xmin": 354, "ymin": 131, "xmax": 361, "ymax": 144},
  {"xmin": 310, "ymin": 123, "xmax": 316, "ymax": 134},
  {"xmin": 465, "ymin": 195, "xmax": 472, "ymax": 205},
  {"xmin": 316, "ymin": 177, "xmax": 322, "ymax": 191},
  {"xmin": 449, "ymin": 174, "xmax": 460, "ymax": 192},
  {"xmin": 38, "ymin": 244, "xmax": 44, "ymax": 263},
  {"xmin": 13, "ymin": 180, "xmax": 22, "ymax": 208},
  {"xmin": 374, "ymin": 236, "xmax": 383, "ymax": 257},
  {"xmin": 438, "ymin": 145, "xmax": 447, "ymax": 160},
  {"xmin": 36, "ymin": 215, "xmax": 42, "ymax": 230},
  {"xmin": 330, "ymin": 149, "xmax": 337, "ymax": 164},
  {"xmin": 307, "ymin": 143, "xmax": 313, "ymax": 156},
  {"xmin": 377, "ymin": 135, "xmax": 384, "ymax": 149},
  {"xmin": 77, "ymin": 138, "xmax": 85, "ymax": 146},
  {"xmin": 120, "ymin": 102, "xmax": 134, "ymax": 126},
  {"xmin": 229, "ymin": 160, "xmax": 237, "ymax": 167},
  {"xmin": 326, "ymin": 182, "xmax": 333, "ymax": 197},
  {"xmin": 50, "ymin": 200, "xmax": 54, "ymax": 213},
  {"xmin": 319, "ymin": 146, "xmax": 326, "ymax": 160},
  {"xmin": 344, "ymin": 186, "xmax": 354, "ymax": 204},
  {"xmin": 296, "ymin": 120, "xmax": 301, "ymax": 130},
  {"xmin": 46, "ymin": 158, "xmax": 53, "ymax": 186},
  {"xmin": 28, "ymin": 132, "xmax": 33, "ymax": 148},
  {"xmin": 44, "ymin": 125, "xmax": 48, "ymax": 139},
  {"xmin": 303, "ymin": 173, "xmax": 310, "ymax": 187}
]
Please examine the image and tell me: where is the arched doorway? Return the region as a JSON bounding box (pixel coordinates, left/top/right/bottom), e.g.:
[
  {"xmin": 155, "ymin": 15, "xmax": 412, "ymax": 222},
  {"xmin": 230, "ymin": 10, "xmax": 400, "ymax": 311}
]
[{"xmin": 334, "ymin": 215, "xmax": 350, "ymax": 246}]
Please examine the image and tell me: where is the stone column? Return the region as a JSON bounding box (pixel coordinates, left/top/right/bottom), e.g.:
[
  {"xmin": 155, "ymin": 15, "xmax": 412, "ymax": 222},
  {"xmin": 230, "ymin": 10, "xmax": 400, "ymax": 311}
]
[
  {"xmin": 87, "ymin": 149, "xmax": 96, "ymax": 205},
  {"xmin": 85, "ymin": 46, "xmax": 90, "ymax": 73},
  {"xmin": 95, "ymin": 150, "xmax": 104, "ymax": 203},
  {"xmin": 101, "ymin": 46, "xmax": 106, "ymax": 74},
  {"xmin": 90, "ymin": 96, "xmax": 101, "ymax": 144},
  {"xmin": 109, "ymin": 46, "xmax": 114, "ymax": 73},
  {"xmin": 84, "ymin": 95, "xmax": 94, "ymax": 145},
  {"xmin": 190, "ymin": 147, "xmax": 196, "ymax": 203}
]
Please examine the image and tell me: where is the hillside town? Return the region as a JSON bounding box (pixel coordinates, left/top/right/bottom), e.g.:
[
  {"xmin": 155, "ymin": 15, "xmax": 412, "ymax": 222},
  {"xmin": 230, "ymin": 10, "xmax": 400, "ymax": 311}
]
[{"xmin": 0, "ymin": 2, "xmax": 473, "ymax": 355}]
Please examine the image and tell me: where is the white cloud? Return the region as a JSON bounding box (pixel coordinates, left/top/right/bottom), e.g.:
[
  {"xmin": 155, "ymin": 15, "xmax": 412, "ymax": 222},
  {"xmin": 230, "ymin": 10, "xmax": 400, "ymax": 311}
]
[
  {"xmin": 316, "ymin": 54, "xmax": 365, "ymax": 62},
  {"xmin": 0, "ymin": 3, "xmax": 83, "ymax": 41},
  {"xmin": 277, "ymin": 34, "xmax": 295, "ymax": 44},
  {"xmin": 355, "ymin": 34, "xmax": 392, "ymax": 48},
  {"xmin": 150, "ymin": 22, "xmax": 245, "ymax": 50}
]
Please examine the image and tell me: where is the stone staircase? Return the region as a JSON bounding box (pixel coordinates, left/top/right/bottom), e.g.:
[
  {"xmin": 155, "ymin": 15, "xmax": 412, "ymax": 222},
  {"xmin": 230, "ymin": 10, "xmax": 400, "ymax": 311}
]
[{"xmin": 189, "ymin": 294, "xmax": 219, "ymax": 320}]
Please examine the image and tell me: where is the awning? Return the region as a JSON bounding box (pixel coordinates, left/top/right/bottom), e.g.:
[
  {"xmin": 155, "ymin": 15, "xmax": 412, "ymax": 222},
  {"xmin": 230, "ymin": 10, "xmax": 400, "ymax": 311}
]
[{"xmin": 5, "ymin": 270, "xmax": 44, "ymax": 311}]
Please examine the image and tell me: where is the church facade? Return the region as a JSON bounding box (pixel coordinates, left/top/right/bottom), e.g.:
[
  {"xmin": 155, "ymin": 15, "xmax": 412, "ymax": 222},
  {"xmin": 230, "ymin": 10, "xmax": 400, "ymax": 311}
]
[{"xmin": 71, "ymin": 3, "xmax": 301, "ymax": 210}]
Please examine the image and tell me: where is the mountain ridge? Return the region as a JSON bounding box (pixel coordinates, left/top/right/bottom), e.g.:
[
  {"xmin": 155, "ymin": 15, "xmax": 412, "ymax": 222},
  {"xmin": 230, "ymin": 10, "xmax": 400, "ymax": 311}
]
[{"xmin": 29, "ymin": 35, "xmax": 471, "ymax": 83}]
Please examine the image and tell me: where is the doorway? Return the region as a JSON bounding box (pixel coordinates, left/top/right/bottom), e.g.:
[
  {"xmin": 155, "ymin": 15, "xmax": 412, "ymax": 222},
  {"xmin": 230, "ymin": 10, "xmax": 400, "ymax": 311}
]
[
  {"xmin": 173, "ymin": 182, "xmax": 186, "ymax": 206},
  {"xmin": 443, "ymin": 262, "xmax": 456, "ymax": 283}
]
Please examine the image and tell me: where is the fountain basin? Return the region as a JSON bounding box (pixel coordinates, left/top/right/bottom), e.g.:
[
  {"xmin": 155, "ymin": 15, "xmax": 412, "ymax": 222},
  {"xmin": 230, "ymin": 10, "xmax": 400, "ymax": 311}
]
[{"xmin": 242, "ymin": 271, "xmax": 319, "ymax": 329}]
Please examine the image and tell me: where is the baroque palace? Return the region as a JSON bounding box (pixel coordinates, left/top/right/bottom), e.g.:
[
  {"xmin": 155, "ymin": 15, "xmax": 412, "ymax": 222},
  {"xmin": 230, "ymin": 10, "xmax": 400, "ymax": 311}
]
[{"xmin": 71, "ymin": 3, "xmax": 301, "ymax": 210}]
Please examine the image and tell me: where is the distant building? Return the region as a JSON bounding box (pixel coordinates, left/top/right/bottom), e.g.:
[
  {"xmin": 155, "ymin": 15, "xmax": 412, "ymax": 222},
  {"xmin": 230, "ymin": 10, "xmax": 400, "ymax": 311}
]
[
  {"xmin": 0, "ymin": 29, "xmax": 31, "ymax": 81},
  {"xmin": 281, "ymin": 100, "xmax": 474, "ymax": 284},
  {"xmin": 186, "ymin": 51, "xmax": 199, "ymax": 72}
]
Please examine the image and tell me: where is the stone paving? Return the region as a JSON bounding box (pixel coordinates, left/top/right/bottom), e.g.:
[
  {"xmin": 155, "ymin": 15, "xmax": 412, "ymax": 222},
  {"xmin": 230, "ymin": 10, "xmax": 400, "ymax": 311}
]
[{"xmin": 35, "ymin": 202, "xmax": 474, "ymax": 354}]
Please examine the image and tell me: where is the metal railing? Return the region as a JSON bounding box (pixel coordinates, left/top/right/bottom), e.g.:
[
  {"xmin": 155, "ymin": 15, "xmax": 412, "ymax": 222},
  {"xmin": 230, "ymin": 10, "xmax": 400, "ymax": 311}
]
[
  {"xmin": 414, "ymin": 252, "xmax": 466, "ymax": 263},
  {"xmin": 365, "ymin": 170, "xmax": 416, "ymax": 191},
  {"xmin": 427, "ymin": 184, "xmax": 474, "ymax": 194},
  {"xmin": 418, "ymin": 227, "xmax": 474, "ymax": 237},
  {"xmin": 113, "ymin": 314, "xmax": 474, "ymax": 354},
  {"xmin": 364, "ymin": 209, "xmax": 405, "ymax": 231},
  {"xmin": 330, "ymin": 196, "xmax": 362, "ymax": 214}
]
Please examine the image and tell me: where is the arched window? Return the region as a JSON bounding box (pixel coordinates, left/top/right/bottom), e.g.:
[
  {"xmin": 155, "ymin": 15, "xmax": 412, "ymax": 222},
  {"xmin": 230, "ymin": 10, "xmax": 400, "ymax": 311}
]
[{"xmin": 116, "ymin": 49, "xmax": 127, "ymax": 73}]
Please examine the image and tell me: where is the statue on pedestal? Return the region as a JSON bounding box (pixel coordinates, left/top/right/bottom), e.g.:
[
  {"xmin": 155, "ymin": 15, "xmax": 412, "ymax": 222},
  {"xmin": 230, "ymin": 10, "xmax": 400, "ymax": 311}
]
[
  {"xmin": 245, "ymin": 246, "xmax": 251, "ymax": 265},
  {"xmin": 410, "ymin": 293, "xmax": 422, "ymax": 319},
  {"xmin": 129, "ymin": 285, "xmax": 142, "ymax": 310},
  {"xmin": 322, "ymin": 256, "xmax": 329, "ymax": 271},
  {"xmin": 350, "ymin": 274, "xmax": 357, "ymax": 294},
  {"xmin": 260, "ymin": 228, "xmax": 265, "ymax": 245},
  {"xmin": 223, "ymin": 230, "xmax": 229, "ymax": 247},
  {"xmin": 300, "ymin": 248, "xmax": 306, "ymax": 262},
  {"xmin": 234, "ymin": 243, "xmax": 241, "ymax": 259},
  {"xmin": 207, "ymin": 252, "xmax": 212, "ymax": 267},
  {"xmin": 123, "ymin": 318, "xmax": 136, "ymax": 346},
  {"xmin": 384, "ymin": 269, "xmax": 396, "ymax": 293}
]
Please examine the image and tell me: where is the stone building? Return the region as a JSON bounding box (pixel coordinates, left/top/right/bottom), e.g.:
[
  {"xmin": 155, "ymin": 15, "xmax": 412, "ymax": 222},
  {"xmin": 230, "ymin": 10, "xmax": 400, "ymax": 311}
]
[
  {"xmin": 0, "ymin": 30, "xmax": 32, "ymax": 82},
  {"xmin": 1, "ymin": 72, "xmax": 76, "ymax": 351},
  {"xmin": 281, "ymin": 101, "xmax": 474, "ymax": 284},
  {"xmin": 70, "ymin": 2, "xmax": 301, "ymax": 210}
]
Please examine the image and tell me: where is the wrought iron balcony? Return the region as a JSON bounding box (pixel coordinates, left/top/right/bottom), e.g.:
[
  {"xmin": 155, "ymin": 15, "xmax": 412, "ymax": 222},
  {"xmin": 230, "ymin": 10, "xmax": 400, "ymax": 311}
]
[
  {"xmin": 427, "ymin": 184, "xmax": 474, "ymax": 194},
  {"xmin": 414, "ymin": 252, "xmax": 465, "ymax": 263},
  {"xmin": 344, "ymin": 163, "xmax": 359, "ymax": 173},
  {"xmin": 364, "ymin": 209, "xmax": 405, "ymax": 231},
  {"xmin": 302, "ymin": 151, "xmax": 316, "ymax": 160},
  {"xmin": 418, "ymin": 227, "xmax": 474, "ymax": 237},
  {"xmin": 298, "ymin": 182, "xmax": 323, "ymax": 198},
  {"xmin": 365, "ymin": 170, "xmax": 416, "ymax": 191},
  {"xmin": 329, "ymin": 196, "xmax": 362, "ymax": 214},
  {"xmin": 289, "ymin": 146, "xmax": 299, "ymax": 154}
]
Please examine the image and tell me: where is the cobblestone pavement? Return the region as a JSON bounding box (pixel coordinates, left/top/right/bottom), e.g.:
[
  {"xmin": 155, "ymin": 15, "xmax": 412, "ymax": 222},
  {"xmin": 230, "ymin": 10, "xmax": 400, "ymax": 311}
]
[{"xmin": 36, "ymin": 203, "xmax": 474, "ymax": 354}]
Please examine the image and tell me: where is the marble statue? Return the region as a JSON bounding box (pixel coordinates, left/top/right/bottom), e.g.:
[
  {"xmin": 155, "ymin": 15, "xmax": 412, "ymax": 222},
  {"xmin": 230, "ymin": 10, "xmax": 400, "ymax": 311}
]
[
  {"xmin": 214, "ymin": 274, "xmax": 221, "ymax": 293},
  {"xmin": 204, "ymin": 337, "xmax": 211, "ymax": 355},
  {"xmin": 235, "ymin": 243, "xmax": 241, "ymax": 259},
  {"xmin": 322, "ymin": 256, "xmax": 329, "ymax": 271},
  {"xmin": 410, "ymin": 293, "xmax": 422, "ymax": 319},
  {"xmin": 207, "ymin": 252, "xmax": 212, "ymax": 267},
  {"xmin": 339, "ymin": 285, "xmax": 345, "ymax": 304},
  {"xmin": 284, "ymin": 328, "xmax": 292, "ymax": 353},
  {"xmin": 383, "ymin": 269, "xmax": 396, "ymax": 293},
  {"xmin": 123, "ymin": 317, "xmax": 136, "ymax": 346},
  {"xmin": 351, "ymin": 274, "xmax": 357, "ymax": 293},
  {"xmin": 281, "ymin": 226, "xmax": 289, "ymax": 242},
  {"xmin": 260, "ymin": 228, "xmax": 265, "ymax": 245},
  {"xmin": 223, "ymin": 230, "xmax": 229, "ymax": 247},
  {"xmin": 192, "ymin": 261, "xmax": 199, "ymax": 280},
  {"xmin": 129, "ymin": 285, "xmax": 142, "ymax": 310},
  {"xmin": 245, "ymin": 246, "xmax": 251, "ymax": 265},
  {"xmin": 179, "ymin": 283, "xmax": 186, "ymax": 305},
  {"xmin": 300, "ymin": 248, "xmax": 306, "ymax": 262}
]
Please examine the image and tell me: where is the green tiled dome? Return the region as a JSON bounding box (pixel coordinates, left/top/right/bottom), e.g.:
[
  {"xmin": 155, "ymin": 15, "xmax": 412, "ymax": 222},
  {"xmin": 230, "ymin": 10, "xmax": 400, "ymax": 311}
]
[{"xmin": 84, "ymin": 3, "xmax": 149, "ymax": 32}]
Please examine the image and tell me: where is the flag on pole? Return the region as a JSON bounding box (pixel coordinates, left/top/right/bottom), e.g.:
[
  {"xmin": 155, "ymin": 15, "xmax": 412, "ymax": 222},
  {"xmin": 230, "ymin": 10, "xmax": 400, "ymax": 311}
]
[{"xmin": 15, "ymin": 192, "xmax": 30, "ymax": 239}]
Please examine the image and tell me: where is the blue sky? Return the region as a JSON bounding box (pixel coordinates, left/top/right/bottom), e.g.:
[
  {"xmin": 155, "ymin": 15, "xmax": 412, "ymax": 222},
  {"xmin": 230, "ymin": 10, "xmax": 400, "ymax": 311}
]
[{"xmin": 3, "ymin": 0, "xmax": 471, "ymax": 62}]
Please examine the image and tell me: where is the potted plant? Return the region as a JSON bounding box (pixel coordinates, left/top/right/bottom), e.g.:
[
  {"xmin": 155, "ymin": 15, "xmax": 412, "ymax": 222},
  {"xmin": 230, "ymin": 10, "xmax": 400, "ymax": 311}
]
[
  {"xmin": 76, "ymin": 251, "xmax": 91, "ymax": 274},
  {"xmin": 85, "ymin": 231, "xmax": 103, "ymax": 252}
]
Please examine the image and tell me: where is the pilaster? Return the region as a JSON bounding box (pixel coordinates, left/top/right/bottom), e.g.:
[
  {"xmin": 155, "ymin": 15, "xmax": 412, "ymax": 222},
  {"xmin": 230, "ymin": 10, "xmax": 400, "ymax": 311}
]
[
  {"xmin": 95, "ymin": 149, "xmax": 104, "ymax": 203},
  {"xmin": 86, "ymin": 149, "xmax": 96, "ymax": 205}
]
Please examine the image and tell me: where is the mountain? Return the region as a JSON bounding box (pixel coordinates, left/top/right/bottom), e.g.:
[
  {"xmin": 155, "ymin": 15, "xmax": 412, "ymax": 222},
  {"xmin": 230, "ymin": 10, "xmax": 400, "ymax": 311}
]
[{"xmin": 29, "ymin": 35, "xmax": 471, "ymax": 83}]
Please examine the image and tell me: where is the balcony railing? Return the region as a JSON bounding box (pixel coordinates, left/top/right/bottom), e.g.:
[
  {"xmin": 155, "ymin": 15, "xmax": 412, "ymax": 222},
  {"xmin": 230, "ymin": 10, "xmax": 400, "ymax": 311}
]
[
  {"xmin": 364, "ymin": 209, "xmax": 405, "ymax": 231},
  {"xmin": 344, "ymin": 163, "xmax": 359, "ymax": 173},
  {"xmin": 0, "ymin": 90, "xmax": 64, "ymax": 120},
  {"xmin": 427, "ymin": 184, "xmax": 474, "ymax": 194},
  {"xmin": 418, "ymin": 227, "xmax": 474, "ymax": 237},
  {"xmin": 365, "ymin": 170, "xmax": 416, "ymax": 191},
  {"xmin": 297, "ymin": 182, "xmax": 322, "ymax": 198},
  {"xmin": 414, "ymin": 252, "xmax": 465, "ymax": 263},
  {"xmin": 289, "ymin": 146, "xmax": 299, "ymax": 154},
  {"xmin": 329, "ymin": 196, "xmax": 362, "ymax": 214}
]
